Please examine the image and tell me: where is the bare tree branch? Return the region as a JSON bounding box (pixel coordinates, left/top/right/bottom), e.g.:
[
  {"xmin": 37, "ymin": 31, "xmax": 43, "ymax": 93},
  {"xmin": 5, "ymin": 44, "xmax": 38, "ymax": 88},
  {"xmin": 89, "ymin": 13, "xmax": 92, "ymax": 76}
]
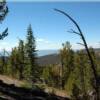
[
  {"xmin": 77, "ymin": 42, "xmax": 85, "ymax": 46},
  {"xmin": 67, "ymin": 29, "xmax": 80, "ymax": 35},
  {"xmin": 54, "ymin": 8, "xmax": 99, "ymax": 100},
  {"xmin": 54, "ymin": 8, "xmax": 83, "ymax": 34}
]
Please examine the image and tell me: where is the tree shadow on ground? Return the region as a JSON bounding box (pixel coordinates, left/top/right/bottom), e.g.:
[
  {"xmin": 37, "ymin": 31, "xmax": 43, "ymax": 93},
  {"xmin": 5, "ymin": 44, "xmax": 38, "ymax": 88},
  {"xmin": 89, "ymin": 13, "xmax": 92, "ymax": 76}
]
[{"xmin": 0, "ymin": 80, "xmax": 70, "ymax": 100}]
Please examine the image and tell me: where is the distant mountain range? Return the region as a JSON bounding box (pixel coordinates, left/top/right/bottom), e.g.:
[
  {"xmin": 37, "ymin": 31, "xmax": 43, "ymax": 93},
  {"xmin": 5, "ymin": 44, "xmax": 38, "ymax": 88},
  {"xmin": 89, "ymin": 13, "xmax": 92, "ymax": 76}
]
[
  {"xmin": 1, "ymin": 48, "xmax": 100, "ymax": 57},
  {"xmin": 0, "ymin": 49, "xmax": 59, "ymax": 57},
  {"xmin": 37, "ymin": 48, "xmax": 100, "ymax": 57},
  {"xmin": 0, "ymin": 48, "xmax": 100, "ymax": 66},
  {"xmin": 37, "ymin": 48, "xmax": 100, "ymax": 66},
  {"xmin": 37, "ymin": 53, "xmax": 60, "ymax": 66},
  {"xmin": 37, "ymin": 50, "xmax": 59, "ymax": 57}
]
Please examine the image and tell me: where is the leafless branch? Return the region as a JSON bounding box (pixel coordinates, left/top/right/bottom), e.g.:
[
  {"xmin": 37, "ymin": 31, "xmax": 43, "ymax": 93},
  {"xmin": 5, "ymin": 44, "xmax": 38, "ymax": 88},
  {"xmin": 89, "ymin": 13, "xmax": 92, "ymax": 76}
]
[
  {"xmin": 54, "ymin": 8, "xmax": 99, "ymax": 100},
  {"xmin": 67, "ymin": 29, "xmax": 80, "ymax": 35},
  {"xmin": 77, "ymin": 42, "xmax": 85, "ymax": 46}
]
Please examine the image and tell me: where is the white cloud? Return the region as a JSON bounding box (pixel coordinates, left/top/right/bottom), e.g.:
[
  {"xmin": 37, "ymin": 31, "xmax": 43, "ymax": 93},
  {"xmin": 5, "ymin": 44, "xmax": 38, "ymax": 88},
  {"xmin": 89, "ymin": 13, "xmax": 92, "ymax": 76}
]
[
  {"xmin": 36, "ymin": 38, "xmax": 100, "ymax": 50},
  {"xmin": 0, "ymin": 42, "xmax": 9, "ymax": 51},
  {"xmin": 36, "ymin": 38, "xmax": 61, "ymax": 50},
  {"xmin": 72, "ymin": 42, "xmax": 100, "ymax": 50},
  {"xmin": 88, "ymin": 42, "xmax": 100, "ymax": 48},
  {"xmin": 0, "ymin": 42, "xmax": 8, "ymax": 46},
  {"xmin": 36, "ymin": 38, "xmax": 51, "ymax": 44},
  {"xmin": 0, "ymin": 41, "xmax": 19, "ymax": 52},
  {"xmin": 0, "ymin": 38, "xmax": 99, "ymax": 51}
]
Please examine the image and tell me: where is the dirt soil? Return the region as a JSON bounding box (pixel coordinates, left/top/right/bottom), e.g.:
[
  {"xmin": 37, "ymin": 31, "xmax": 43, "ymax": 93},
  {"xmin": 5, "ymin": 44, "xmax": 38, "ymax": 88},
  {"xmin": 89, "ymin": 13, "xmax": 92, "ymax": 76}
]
[{"xmin": 0, "ymin": 75, "xmax": 23, "ymax": 87}]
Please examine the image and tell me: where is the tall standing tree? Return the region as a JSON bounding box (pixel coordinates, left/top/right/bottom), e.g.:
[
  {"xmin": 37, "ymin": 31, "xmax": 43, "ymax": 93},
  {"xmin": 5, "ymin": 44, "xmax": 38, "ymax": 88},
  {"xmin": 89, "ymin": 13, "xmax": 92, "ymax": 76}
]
[
  {"xmin": 17, "ymin": 39, "xmax": 25, "ymax": 80},
  {"xmin": 59, "ymin": 41, "xmax": 74, "ymax": 89},
  {"xmin": 25, "ymin": 24, "xmax": 37, "ymax": 81},
  {"xmin": 75, "ymin": 50, "xmax": 89, "ymax": 99},
  {"xmin": 0, "ymin": 49, "xmax": 9, "ymax": 74},
  {"xmin": 9, "ymin": 47, "xmax": 19, "ymax": 78}
]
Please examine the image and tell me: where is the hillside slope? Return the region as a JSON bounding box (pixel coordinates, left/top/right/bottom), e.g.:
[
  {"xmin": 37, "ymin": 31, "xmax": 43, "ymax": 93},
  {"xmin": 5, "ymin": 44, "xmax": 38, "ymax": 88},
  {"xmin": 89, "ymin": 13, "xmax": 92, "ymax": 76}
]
[
  {"xmin": 37, "ymin": 54, "xmax": 60, "ymax": 66},
  {"xmin": 0, "ymin": 75, "xmax": 70, "ymax": 100}
]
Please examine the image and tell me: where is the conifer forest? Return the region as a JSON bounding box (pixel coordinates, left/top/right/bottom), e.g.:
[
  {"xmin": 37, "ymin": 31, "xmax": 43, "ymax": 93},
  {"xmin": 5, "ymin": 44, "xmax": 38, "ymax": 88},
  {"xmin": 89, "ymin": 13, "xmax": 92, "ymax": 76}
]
[{"xmin": 0, "ymin": 0, "xmax": 100, "ymax": 100}]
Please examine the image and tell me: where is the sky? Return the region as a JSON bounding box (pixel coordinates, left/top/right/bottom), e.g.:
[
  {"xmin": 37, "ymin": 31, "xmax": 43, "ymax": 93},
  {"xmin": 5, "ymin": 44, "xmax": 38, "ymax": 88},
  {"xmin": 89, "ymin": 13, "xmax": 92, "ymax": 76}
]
[{"xmin": 0, "ymin": 1, "xmax": 100, "ymax": 51}]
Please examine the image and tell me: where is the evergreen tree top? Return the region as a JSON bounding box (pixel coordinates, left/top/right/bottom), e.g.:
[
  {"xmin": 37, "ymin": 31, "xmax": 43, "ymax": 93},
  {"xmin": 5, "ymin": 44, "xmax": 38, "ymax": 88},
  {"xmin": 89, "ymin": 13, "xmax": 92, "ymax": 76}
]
[{"xmin": 27, "ymin": 24, "xmax": 33, "ymax": 34}]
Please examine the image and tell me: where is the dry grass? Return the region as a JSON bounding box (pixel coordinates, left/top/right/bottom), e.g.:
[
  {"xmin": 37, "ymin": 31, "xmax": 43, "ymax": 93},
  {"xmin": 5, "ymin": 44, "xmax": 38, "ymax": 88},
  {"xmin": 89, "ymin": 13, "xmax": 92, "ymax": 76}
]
[
  {"xmin": 43, "ymin": 86, "xmax": 70, "ymax": 98},
  {"xmin": 0, "ymin": 75, "xmax": 71, "ymax": 99},
  {"xmin": 0, "ymin": 75, "xmax": 24, "ymax": 87}
]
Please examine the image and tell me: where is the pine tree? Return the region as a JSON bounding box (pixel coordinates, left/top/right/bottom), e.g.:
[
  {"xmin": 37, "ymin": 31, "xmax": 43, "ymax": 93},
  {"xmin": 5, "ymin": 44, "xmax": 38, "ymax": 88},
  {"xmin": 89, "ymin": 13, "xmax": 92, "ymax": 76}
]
[
  {"xmin": 73, "ymin": 50, "xmax": 93, "ymax": 99},
  {"xmin": 0, "ymin": 49, "xmax": 8, "ymax": 74},
  {"xmin": 0, "ymin": 53, "xmax": 4, "ymax": 74},
  {"xmin": 77, "ymin": 50, "xmax": 87, "ymax": 98},
  {"xmin": 17, "ymin": 39, "xmax": 25, "ymax": 80},
  {"xmin": 59, "ymin": 41, "xmax": 74, "ymax": 89},
  {"xmin": 25, "ymin": 24, "xmax": 37, "ymax": 81},
  {"xmin": 10, "ymin": 47, "xmax": 19, "ymax": 78}
]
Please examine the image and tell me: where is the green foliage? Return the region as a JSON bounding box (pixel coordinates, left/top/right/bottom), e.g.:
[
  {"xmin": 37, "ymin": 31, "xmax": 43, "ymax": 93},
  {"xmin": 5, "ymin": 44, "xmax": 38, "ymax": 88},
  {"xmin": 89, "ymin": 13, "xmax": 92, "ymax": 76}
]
[
  {"xmin": 71, "ymin": 83, "xmax": 80, "ymax": 99},
  {"xmin": 25, "ymin": 24, "xmax": 38, "ymax": 81},
  {"xmin": 64, "ymin": 72, "xmax": 75, "ymax": 95},
  {"xmin": 17, "ymin": 39, "xmax": 25, "ymax": 80},
  {"xmin": 1, "ymin": 37, "xmax": 99, "ymax": 99},
  {"xmin": 0, "ymin": 5, "xmax": 99, "ymax": 97},
  {"xmin": 0, "ymin": 3, "xmax": 100, "ymax": 99},
  {"xmin": 42, "ymin": 65, "xmax": 60, "ymax": 88},
  {"xmin": 2, "ymin": 24, "xmax": 39, "ymax": 83},
  {"xmin": 20, "ymin": 81, "xmax": 32, "ymax": 89},
  {"xmin": 41, "ymin": 41, "xmax": 100, "ymax": 98},
  {"xmin": 59, "ymin": 41, "xmax": 75, "ymax": 89}
]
